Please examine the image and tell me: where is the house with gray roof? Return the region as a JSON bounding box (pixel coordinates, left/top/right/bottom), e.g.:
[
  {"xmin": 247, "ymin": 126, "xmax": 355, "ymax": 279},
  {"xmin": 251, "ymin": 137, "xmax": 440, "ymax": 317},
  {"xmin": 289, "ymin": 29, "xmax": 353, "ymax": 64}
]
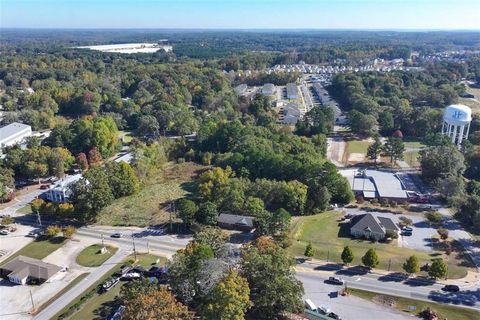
[
  {"xmin": 218, "ymin": 213, "xmax": 255, "ymax": 231},
  {"xmin": 261, "ymin": 83, "xmax": 276, "ymax": 95},
  {"xmin": 350, "ymin": 214, "xmax": 399, "ymax": 241},
  {"xmin": 0, "ymin": 256, "xmax": 62, "ymax": 285}
]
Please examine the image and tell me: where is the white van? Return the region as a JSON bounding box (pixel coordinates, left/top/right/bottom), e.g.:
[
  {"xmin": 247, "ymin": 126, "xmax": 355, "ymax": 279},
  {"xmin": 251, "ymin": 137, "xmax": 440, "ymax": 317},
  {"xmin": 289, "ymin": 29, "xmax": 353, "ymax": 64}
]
[{"xmin": 305, "ymin": 299, "xmax": 317, "ymax": 311}]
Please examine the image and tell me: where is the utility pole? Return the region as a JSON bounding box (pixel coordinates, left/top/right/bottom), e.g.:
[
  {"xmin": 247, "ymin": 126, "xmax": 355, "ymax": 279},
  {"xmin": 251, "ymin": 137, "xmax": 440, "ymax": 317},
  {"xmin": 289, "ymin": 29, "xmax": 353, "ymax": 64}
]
[
  {"xmin": 388, "ymin": 259, "xmax": 391, "ymax": 272},
  {"xmin": 36, "ymin": 209, "xmax": 42, "ymax": 227},
  {"xmin": 170, "ymin": 201, "xmax": 175, "ymax": 233},
  {"xmin": 132, "ymin": 232, "xmax": 137, "ymax": 261},
  {"xmin": 146, "ymin": 240, "xmax": 150, "ymax": 254},
  {"xmin": 327, "ymin": 250, "xmax": 330, "ymax": 262},
  {"xmin": 29, "ymin": 290, "xmax": 35, "ymax": 313}
]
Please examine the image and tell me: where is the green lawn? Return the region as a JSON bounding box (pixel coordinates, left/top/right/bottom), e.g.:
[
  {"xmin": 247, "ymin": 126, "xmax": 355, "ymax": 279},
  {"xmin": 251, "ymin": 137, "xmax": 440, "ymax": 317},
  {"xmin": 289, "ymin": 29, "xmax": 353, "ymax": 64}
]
[
  {"xmin": 17, "ymin": 205, "xmax": 32, "ymax": 214},
  {"xmin": 403, "ymin": 151, "xmax": 420, "ymax": 167},
  {"xmin": 349, "ymin": 288, "xmax": 480, "ymax": 320},
  {"xmin": 346, "ymin": 140, "xmax": 372, "ymax": 154},
  {"xmin": 1, "ymin": 237, "xmax": 66, "ymax": 265},
  {"xmin": 289, "ymin": 212, "xmax": 468, "ymax": 278},
  {"xmin": 95, "ymin": 162, "xmax": 205, "ymax": 226},
  {"xmin": 403, "ymin": 140, "xmax": 426, "ymax": 149},
  {"xmin": 68, "ymin": 254, "xmax": 166, "ymax": 320},
  {"xmin": 76, "ymin": 245, "xmax": 118, "ymax": 267}
]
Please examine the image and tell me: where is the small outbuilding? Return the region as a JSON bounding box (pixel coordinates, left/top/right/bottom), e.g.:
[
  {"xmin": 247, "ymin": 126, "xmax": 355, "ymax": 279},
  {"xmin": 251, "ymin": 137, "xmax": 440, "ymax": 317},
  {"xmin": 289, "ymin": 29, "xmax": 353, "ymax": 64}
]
[{"xmin": 218, "ymin": 213, "xmax": 255, "ymax": 231}]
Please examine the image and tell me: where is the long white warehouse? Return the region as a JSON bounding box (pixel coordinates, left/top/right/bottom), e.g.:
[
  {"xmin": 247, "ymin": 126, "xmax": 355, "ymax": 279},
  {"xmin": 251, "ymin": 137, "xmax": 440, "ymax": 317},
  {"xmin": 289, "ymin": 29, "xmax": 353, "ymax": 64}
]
[{"xmin": 0, "ymin": 122, "xmax": 32, "ymax": 150}]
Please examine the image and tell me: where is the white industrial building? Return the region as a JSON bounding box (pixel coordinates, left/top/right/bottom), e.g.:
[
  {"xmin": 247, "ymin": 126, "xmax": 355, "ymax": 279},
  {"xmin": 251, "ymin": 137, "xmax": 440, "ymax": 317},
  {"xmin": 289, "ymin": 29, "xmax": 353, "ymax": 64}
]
[
  {"xmin": 43, "ymin": 174, "xmax": 83, "ymax": 203},
  {"xmin": 441, "ymin": 104, "xmax": 472, "ymax": 146},
  {"xmin": 286, "ymin": 83, "xmax": 299, "ymax": 99},
  {"xmin": 261, "ymin": 83, "xmax": 276, "ymax": 95},
  {"xmin": 0, "ymin": 122, "xmax": 32, "ymax": 151}
]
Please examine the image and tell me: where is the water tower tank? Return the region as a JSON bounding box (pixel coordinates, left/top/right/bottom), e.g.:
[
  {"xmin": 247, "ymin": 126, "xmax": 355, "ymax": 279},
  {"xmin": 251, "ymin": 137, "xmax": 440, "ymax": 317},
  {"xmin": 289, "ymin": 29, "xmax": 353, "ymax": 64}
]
[{"xmin": 441, "ymin": 104, "xmax": 472, "ymax": 146}]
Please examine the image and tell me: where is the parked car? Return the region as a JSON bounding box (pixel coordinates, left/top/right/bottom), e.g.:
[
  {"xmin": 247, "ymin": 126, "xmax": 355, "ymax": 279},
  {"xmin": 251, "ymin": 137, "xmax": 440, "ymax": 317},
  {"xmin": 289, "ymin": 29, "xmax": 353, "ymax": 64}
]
[
  {"xmin": 110, "ymin": 233, "xmax": 122, "ymax": 238},
  {"xmin": 327, "ymin": 276, "xmax": 344, "ymax": 285},
  {"xmin": 402, "ymin": 226, "xmax": 413, "ymax": 232},
  {"xmin": 327, "ymin": 312, "xmax": 341, "ymax": 320},
  {"xmin": 121, "ymin": 272, "xmax": 141, "ymax": 280},
  {"xmin": 39, "ymin": 184, "xmax": 50, "ymax": 190},
  {"xmin": 402, "ymin": 230, "xmax": 412, "ymax": 236},
  {"xmin": 0, "ymin": 229, "xmax": 9, "ymax": 235},
  {"xmin": 26, "ymin": 231, "xmax": 39, "ymax": 238},
  {"xmin": 101, "ymin": 277, "xmax": 120, "ymax": 292},
  {"xmin": 442, "ymin": 285, "xmax": 460, "ymax": 292}
]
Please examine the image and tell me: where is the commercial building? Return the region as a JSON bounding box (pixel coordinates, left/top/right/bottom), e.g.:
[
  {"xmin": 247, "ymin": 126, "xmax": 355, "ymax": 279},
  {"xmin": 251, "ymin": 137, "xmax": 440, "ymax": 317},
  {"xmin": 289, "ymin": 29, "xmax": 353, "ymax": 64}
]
[
  {"xmin": 261, "ymin": 83, "xmax": 276, "ymax": 95},
  {"xmin": 0, "ymin": 256, "xmax": 62, "ymax": 285},
  {"xmin": 280, "ymin": 103, "xmax": 302, "ymax": 125},
  {"xmin": 286, "ymin": 83, "xmax": 299, "ymax": 99},
  {"xmin": 350, "ymin": 214, "xmax": 399, "ymax": 241},
  {"xmin": 0, "ymin": 122, "xmax": 32, "ymax": 150},
  {"xmin": 43, "ymin": 174, "xmax": 83, "ymax": 203},
  {"xmin": 343, "ymin": 169, "xmax": 408, "ymax": 203},
  {"xmin": 218, "ymin": 213, "xmax": 255, "ymax": 231}
]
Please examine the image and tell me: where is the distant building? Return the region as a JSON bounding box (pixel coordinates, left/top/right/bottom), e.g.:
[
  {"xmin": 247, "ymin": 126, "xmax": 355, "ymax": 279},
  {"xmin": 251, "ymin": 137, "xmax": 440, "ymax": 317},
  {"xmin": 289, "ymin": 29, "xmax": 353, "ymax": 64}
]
[
  {"xmin": 286, "ymin": 83, "xmax": 299, "ymax": 99},
  {"xmin": 281, "ymin": 103, "xmax": 302, "ymax": 125},
  {"xmin": 43, "ymin": 174, "xmax": 83, "ymax": 203},
  {"xmin": 0, "ymin": 122, "xmax": 32, "ymax": 151},
  {"xmin": 234, "ymin": 84, "xmax": 248, "ymax": 95},
  {"xmin": 218, "ymin": 213, "xmax": 255, "ymax": 231},
  {"xmin": 350, "ymin": 214, "xmax": 399, "ymax": 241},
  {"xmin": 0, "ymin": 256, "xmax": 62, "ymax": 285},
  {"xmin": 261, "ymin": 83, "xmax": 276, "ymax": 95}
]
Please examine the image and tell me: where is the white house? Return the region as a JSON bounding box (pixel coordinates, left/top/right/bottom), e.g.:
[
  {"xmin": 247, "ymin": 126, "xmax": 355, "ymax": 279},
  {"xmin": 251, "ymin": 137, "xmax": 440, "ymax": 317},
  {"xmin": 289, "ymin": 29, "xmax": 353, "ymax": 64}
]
[
  {"xmin": 44, "ymin": 174, "xmax": 83, "ymax": 203},
  {"xmin": 286, "ymin": 83, "xmax": 299, "ymax": 99},
  {"xmin": 0, "ymin": 122, "xmax": 32, "ymax": 151}
]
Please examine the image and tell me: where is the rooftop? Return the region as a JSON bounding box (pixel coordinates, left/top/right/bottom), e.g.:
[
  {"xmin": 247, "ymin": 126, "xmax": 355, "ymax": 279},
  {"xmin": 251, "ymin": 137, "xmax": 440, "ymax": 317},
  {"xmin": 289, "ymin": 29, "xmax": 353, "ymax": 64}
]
[
  {"xmin": 343, "ymin": 169, "xmax": 408, "ymax": 200},
  {"xmin": 218, "ymin": 213, "xmax": 255, "ymax": 228},
  {"xmin": 0, "ymin": 122, "xmax": 32, "ymax": 142},
  {"xmin": 1, "ymin": 255, "xmax": 62, "ymax": 281}
]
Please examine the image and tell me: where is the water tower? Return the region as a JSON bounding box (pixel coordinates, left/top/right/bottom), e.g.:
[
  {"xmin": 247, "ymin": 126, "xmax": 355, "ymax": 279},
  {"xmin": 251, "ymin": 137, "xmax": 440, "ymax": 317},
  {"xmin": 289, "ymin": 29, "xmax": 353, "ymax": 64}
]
[{"xmin": 441, "ymin": 104, "xmax": 472, "ymax": 146}]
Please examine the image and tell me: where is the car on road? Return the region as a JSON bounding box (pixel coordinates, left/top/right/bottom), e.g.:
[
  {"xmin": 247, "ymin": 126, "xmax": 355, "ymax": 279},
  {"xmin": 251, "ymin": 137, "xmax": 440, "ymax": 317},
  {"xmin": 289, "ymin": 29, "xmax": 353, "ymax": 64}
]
[
  {"xmin": 26, "ymin": 230, "xmax": 39, "ymax": 238},
  {"xmin": 39, "ymin": 184, "xmax": 50, "ymax": 190},
  {"xmin": 327, "ymin": 276, "xmax": 344, "ymax": 285},
  {"xmin": 0, "ymin": 229, "xmax": 9, "ymax": 235},
  {"xmin": 110, "ymin": 233, "xmax": 122, "ymax": 238},
  {"xmin": 442, "ymin": 284, "xmax": 460, "ymax": 292}
]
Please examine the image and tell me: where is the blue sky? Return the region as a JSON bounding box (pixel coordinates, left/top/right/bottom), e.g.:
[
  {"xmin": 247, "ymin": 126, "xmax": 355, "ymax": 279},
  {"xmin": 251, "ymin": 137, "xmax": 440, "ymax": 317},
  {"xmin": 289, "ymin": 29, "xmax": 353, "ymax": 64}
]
[{"xmin": 1, "ymin": 0, "xmax": 479, "ymax": 29}]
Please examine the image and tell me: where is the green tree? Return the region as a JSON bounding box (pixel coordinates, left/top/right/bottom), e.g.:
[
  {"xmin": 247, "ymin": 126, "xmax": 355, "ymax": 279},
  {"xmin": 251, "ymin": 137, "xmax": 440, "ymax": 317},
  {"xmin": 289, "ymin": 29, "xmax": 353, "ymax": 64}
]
[
  {"xmin": 105, "ymin": 161, "xmax": 140, "ymax": 198},
  {"xmin": 62, "ymin": 226, "xmax": 76, "ymax": 239},
  {"xmin": 367, "ymin": 135, "xmax": 383, "ymax": 165},
  {"xmin": 383, "ymin": 136, "xmax": 405, "ymax": 164},
  {"xmin": 70, "ymin": 166, "xmax": 114, "ymax": 217},
  {"xmin": 46, "ymin": 225, "xmax": 62, "ymax": 238},
  {"xmin": 362, "ymin": 248, "xmax": 379, "ymax": 269},
  {"xmin": 420, "ymin": 145, "xmax": 465, "ymax": 181},
  {"xmin": 1, "ymin": 215, "xmax": 14, "ymax": 225},
  {"xmin": 428, "ymin": 258, "xmax": 448, "ymax": 279},
  {"xmin": 402, "ymin": 255, "xmax": 420, "ymax": 275},
  {"xmin": 241, "ymin": 241, "xmax": 304, "ymax": 319},
  {"xmin": 194, "ymin": 227, "xmax": 227, "ymax": 257},
  {"xmin": 304, "ymin": 242, "xmax": 315, "ymax": 257},
  {"xmin": 30, "ymin": 198, "xmax": 45, "ymax": 214},
  {"xmin": 341, "ymin": 246, "xmax": 354, "ymax": 265},
  {"xmin": 196, "ymin": 201, "xmax": 218, "ymax": 226},
  {"xmin": 177, "ymin": 198, "xmax": 199, "ymax": 227},
  {"xmin": 201, "ymin": 271, "xmax": 251, "ymax": 320}
]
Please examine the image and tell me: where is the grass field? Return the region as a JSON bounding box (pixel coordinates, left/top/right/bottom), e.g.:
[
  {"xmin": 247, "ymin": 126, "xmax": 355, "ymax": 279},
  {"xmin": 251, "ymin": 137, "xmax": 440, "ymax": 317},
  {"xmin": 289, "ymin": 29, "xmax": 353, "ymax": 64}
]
[
  {"xmin": 1, "ymin": 237, "xmax": 66, "ymax": 265},
  {"xmin": 17, "ymin": 205, "xmax": 32, "ymax": 214},
  {"xmin": 346, "ymin": 140, "xmax": 372, "ymax": 154},
  {"xmin": 68, "ymin": 254, "xmax": 166, "ymax": 320},
  {"xmin": 349, "ymin": 288, "xmax": 480, "ymax": 320},
  {"xmin": 289, "ymin": 212, "xmax": 468, "ymax": 279},
  {"xmin": 403, "ymin": 151, "xmax": 420, "ymax": 168},
  {"xmin": 460, "ymin": 86, "xmax": 480, "ymax": 114},
  {"xmin": 95, "ymin": 162, "xmax": 206, "ymax": 226},
  {"xmin": 76, "ymin": 245, "xmax": 118, "ymax": 267}
]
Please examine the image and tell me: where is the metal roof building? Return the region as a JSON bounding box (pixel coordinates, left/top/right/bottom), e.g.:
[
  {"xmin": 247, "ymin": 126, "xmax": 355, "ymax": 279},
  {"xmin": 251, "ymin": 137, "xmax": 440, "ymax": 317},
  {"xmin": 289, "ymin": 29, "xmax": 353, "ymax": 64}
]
[
  {"xmin": 261, "ymin": 83, "xmax": 276, "ymax": 95},
  {"xmin": 0, "ymin": 122, "xmax": 32, "ymax": 150},
  {"xmin": 345, "ymin": 169, "xmax": 408, "ymax": 202},
  {"xmin": 286, "ymin": 83, "xmax": 299, "ymax": 99}
]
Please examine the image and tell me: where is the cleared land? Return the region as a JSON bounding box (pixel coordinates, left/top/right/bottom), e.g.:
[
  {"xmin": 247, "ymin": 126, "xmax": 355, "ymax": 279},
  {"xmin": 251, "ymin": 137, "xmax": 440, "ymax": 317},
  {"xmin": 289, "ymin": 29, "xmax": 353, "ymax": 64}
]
[
  {"xmin": 69, "ymin": 254, "xmax": 166, "ymax": 320},
  {"xmin": 349, "ymin": 288, "xmax": 480, "ymax": 320},
  {"xmin": 403, "ymin": 151, "xmax": 420, "ymax": 168},
  {"xmin": 289, "ymin": 211, "xmax": 468, "ymax": 278},
  {"xmin": 0, "ymin": 237, "xmax": 66, "ymax": 265},
  {"xmin": 459, "ymin": 86, "xmax": 480, "ymax": 114},
  {"xmin": 95, "ymin": 162, "xmax": 206, "ymax": 226},
  {"xmin": 344, "ymin": 140, "xmax": 372, "ymax": 164},
  {"xmin": 76, "ymin": 245, "xmax": 119, "ymax": 267}
]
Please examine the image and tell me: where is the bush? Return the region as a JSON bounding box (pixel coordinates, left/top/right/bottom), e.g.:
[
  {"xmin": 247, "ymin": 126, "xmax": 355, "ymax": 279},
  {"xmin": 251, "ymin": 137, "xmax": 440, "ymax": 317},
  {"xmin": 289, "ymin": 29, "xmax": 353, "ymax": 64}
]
[{"xmin": 425, "ymin": 211, "xmax": 443, "ymax": 224}]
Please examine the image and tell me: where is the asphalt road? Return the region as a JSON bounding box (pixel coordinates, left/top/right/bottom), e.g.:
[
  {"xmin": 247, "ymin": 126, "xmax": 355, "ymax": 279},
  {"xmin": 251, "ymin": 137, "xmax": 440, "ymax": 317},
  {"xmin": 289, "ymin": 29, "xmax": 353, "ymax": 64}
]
[{"xmin": 296, "ymin": 260, "xmax": 480, "ymax": 312}]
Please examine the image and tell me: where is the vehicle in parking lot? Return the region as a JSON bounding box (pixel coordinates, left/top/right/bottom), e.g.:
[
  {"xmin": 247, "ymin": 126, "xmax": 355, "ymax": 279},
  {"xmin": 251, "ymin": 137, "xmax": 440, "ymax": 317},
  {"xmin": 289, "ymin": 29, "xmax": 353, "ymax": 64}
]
[
  {"xmin": 26, "ymin": 230, "xmax": 39, "ymax": 238},
  {"xmin": 402, "ymin": 226, "xmax": 413, "ymax": 232},
  {"xmin": 0, "ymin": 229, "xmax": 9, "ymax": 235},
  {"xmin": 327, "ymin": 276, "xmax": 344, "ymax": 285},
  {"xmin": 110, "ymin": 233, "xmax": 122, "ymax": 238},
  {"xmin": 39, "ymin": 184, "xmax": 50, "ymax": 190},
  {"xmin": 101, "ymin": 277, "xmax": 120, "ymax": 292},
  {"xmin": 442, "ymin": 284, "xmax": 460, "ymax": 292},
  {"xmin": 402, "ymin": 230, "xmax": 412, "ymax": 236}
]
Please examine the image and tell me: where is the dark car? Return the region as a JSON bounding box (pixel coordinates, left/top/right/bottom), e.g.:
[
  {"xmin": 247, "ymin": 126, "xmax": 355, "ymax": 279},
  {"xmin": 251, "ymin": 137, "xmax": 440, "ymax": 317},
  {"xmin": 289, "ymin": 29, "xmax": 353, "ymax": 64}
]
[
  {"xmin": 110, "ymin": 233, "xmax": 122, "ymax": 238},
  {"xmin": 327, "ymin": 276, "xmax": 344, "ymax": 285},
  {"xmin": 402, "ymin": 230, "xmax": 412, "ymax": 236},
  {"xmin": 442, "ymin": 285, "xmax": 460, "ymax": 292}
]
